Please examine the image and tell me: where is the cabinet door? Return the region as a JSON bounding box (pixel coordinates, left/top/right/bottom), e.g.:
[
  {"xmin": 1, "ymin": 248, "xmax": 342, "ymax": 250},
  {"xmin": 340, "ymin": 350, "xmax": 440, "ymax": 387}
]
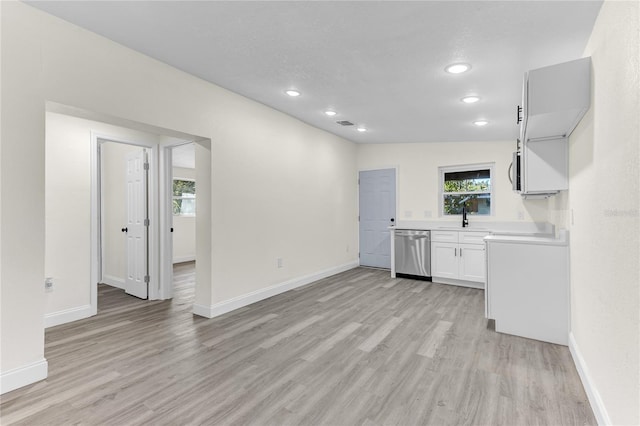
[
  {"xmin": 458, "ymin": 244, "xmax": 486, "ymax": 283},
  {"xmin": 523, "ymin": 137, "xmax": 568, "ymax": 194},
  {"xmin": 431, "ymin": 242, "xmax": 458, "ymax": 279}
]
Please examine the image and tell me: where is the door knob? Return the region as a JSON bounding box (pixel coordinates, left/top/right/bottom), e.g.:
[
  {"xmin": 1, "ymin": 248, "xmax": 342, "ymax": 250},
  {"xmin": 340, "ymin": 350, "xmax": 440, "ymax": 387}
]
[
  {"xmin": 121, "ymin": 227, "xmax": 128, "ymax": 233},
  {"xmin": 390, "ymin": 218, "xmax": 395, "ymax": 223}
]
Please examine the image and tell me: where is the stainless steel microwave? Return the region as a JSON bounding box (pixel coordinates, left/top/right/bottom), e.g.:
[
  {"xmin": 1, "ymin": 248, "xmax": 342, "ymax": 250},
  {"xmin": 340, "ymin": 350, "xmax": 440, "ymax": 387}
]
[{"xmin": 511, "ymin": 151, "xmax": 521, "ymax": 192}]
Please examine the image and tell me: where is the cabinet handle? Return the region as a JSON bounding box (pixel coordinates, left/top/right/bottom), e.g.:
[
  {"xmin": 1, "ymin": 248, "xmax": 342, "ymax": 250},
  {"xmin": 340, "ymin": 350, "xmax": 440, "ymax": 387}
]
[
  {"xmin": 460, "ymin": 248, "xmax": 463, "ymax": 257},
  {"xmin": 454, "ymin": 248, "xmax": 457, "ymax": 256}
]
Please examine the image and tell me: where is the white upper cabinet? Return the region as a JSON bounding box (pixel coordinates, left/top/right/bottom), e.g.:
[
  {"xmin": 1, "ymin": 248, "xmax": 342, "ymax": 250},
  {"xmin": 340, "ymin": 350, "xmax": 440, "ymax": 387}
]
[
  {"xmin": 520, "ymin": 57, "xmax": 591, "ymax": 142},
  {"xmin": 522, "ymin": 136, "xmax": 568, "ymax": 195}
]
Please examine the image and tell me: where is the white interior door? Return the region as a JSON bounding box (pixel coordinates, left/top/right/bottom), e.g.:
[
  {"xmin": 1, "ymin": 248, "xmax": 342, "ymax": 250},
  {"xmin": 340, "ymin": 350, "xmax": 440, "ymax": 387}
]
[
  {"xmin": 125, "ymin": 148, "xmax": 149, "ymax": 299},
  {"xmin": 359, "ymin": 169, "xmax": 396, "ymax": 269}
]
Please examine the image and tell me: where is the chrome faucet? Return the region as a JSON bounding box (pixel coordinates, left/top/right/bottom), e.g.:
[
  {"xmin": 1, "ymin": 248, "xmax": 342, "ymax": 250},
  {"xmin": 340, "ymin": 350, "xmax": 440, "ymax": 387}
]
[{"xmin": 462, "ymin": 205, "xmax": 469, "ymax": 228}]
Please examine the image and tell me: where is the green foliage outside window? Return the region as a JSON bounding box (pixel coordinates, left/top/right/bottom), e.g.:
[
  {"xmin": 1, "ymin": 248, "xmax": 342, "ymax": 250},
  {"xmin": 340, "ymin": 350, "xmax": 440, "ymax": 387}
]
[
  {"xmin": 173, "ymin": 179, "xmax": 196, "ymax": 215},
  {"xmin": 443, "ymin": 169, "xmax": 491, "ymax": 215}
]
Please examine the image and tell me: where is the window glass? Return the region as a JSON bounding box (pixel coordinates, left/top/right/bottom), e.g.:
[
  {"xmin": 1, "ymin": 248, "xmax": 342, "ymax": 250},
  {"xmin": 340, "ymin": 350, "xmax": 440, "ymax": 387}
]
[
  {"xmin": 173, "ymin": 179, "xmax": 196, "ymax": 215},
  {"xmin": 440, "ymin": 166, "xmax": 493, "ymax": 216}
]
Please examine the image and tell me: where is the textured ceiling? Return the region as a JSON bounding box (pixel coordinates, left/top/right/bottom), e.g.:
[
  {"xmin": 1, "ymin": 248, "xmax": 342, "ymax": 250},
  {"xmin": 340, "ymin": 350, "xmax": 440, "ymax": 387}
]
[{"xmin": 27, "ymin": 1, "xmax": 602, "ymax": 144}]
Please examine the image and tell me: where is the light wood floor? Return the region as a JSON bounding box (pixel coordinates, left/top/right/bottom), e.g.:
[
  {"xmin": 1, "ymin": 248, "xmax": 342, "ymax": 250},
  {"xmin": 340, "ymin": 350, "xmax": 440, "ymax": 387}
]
[{"xmin": 1, "ymin": 264, "xmax": 595, "ymax": 425}]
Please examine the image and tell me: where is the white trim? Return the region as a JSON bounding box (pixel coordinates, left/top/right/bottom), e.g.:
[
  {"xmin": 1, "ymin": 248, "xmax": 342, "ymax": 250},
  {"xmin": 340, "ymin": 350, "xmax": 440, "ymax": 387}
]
[
  {"xmin": 431, "ymin": 276, "xmax": 484, "ymax": 289},
  {"xmin": 173, "ymin": 256, "xmax": 196, "ymax": 264},
  {"xmin": 159, "ymin": 145, "xmax": 174, "ymax": 300},
  {"xmin": 568, "ymin": 332, "xmax": 611, "ymax": 426},
  {"xmin": 90, "ymin": 134, "xmax": 100, "ymax": 316},
  {"xmin": 193, "ymin": 261, "xmax": 359, "ymax": 318},
  {"xmin": 102, "ymin": 274, "xmax": 125, "ymax": 289},
  {"xmin": 0, "ymin": 359, "xmax": 48, "ymax": 395},
  {"xmin": 44, "ymin": 305, "xmax": 92, "ymax": 328},
  {"xmin": 91, "ymin": 132, "xmax": 162, "ymax": 305}
]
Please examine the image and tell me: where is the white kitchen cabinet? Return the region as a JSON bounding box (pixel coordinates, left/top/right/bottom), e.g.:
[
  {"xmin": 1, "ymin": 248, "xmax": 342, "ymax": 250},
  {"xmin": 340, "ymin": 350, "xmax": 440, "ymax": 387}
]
[
  {"xmin": 431, "ymin": 230, "xmax": 488, "ymax": 288},
  {"xmin": 431, "ymin": 242, "xmax": 458, "ymax": 279},
  {"xmin": 458, "ymin": 244, "xmax": 486, "ymax": 282},
  {"xmin": 485, "ymin": 232, "xmax": 569, "ymax": 345},
  {"xmin": 514, "ymin": 57, "xmax": 590, "ymax": 198},
  {"xmin": 521, "ymin": 136, "xmax": 568, "ymax": 195},
  {"xmin": 520, "ymin": 57, "xmax": 591, "ymax": 142}
]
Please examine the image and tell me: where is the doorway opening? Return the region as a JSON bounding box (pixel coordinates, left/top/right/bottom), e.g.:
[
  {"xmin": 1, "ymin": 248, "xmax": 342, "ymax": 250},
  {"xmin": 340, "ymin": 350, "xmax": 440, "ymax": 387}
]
[
  {"xmin": 42, "ymin": 103, "xmax": 211, "ymax": 327},
  {"xmin": 99, "ymin": 139, "xmax": 151, "ymax": 300},
  {"xmin": 169, "ymin": 143, "xmax": 197, "ymax": 304}
]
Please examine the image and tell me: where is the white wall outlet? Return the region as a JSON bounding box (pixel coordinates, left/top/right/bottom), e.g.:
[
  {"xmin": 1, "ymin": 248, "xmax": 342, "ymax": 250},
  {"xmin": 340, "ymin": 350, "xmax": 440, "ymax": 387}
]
[
  {"xmin": 277, "ymin": 258, "xmax": 283, "ymax": 268},
  {"xmin": 404, "ymin": 210, "xmax": 413, "ymax": 218},
  {"xmin": 424, "ymin": 210, "xmax": 432, "ymax": 218},
  {"xmin": 45, "ymin": 277, "xmax": 54, "ymax": 292}
]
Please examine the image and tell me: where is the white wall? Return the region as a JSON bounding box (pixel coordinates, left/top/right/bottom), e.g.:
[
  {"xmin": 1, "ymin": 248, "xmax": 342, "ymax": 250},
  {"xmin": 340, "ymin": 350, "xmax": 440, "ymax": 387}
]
[
  {"xmin": 172, "ymin": 166, "xmax": 196, "ymax": 263},
  {"xmin": 102, "ymin": 142, "xmax": 144, "ymax": 287},
  {"xmin": 357, "ymin": 141, "xmax": 549, "ymax": 224},
  {"xmin": 44, "ymin": 112, "xmax": 159, "ymax": 317},
  {"xmin": 551, "ymin": 1, "xmax": 640, "ymax": 424},
  {"xmin": 1, "ymin": 1, "xmax": 357, "ymax": 388}
]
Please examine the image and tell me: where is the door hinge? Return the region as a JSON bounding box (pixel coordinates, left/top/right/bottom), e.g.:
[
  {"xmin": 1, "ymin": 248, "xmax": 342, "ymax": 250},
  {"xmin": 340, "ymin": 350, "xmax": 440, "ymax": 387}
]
[
  {"xmin": 144, "ymin": 275, "xmax": 150, "ymax": 283},
  {"xmin": 143, "ymin": 162, "xmax": 149, "ymax": 171},
  {"xmin": 358, "ymin": 215, "xmax": 360, "ymax": 221},
  {"xmin": 358, "ymin": 178, "xmax": 360, "ymax": 185},
  {"xmin": 358, "ymin": 252, "xmax": 360, "ymax": 258},
  {"xmin": 144, "ymin": 218, "xmax": 150, "ymax": 226}
]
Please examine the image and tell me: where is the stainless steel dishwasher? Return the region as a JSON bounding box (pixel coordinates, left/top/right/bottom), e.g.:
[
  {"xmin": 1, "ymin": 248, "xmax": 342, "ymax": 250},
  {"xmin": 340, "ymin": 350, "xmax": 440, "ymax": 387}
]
[{"xmin": 394, "ymin": 229, "xmax": 431, "ymax": 278}]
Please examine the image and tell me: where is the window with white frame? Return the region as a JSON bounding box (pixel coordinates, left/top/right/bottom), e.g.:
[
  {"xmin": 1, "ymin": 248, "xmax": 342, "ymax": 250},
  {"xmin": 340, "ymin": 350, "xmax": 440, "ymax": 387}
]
[
  {"xmin": 173, "ymin": 178, "xmax": 196, "ymax": 216},
  {"xmin": 440, "ymin": 164, "xmax": 493, "ymax": 216}
]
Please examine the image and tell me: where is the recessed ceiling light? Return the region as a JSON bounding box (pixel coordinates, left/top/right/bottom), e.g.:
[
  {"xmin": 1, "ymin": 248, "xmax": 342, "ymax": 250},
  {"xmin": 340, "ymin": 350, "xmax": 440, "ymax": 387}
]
[
  {"xmin": 325, "ymin": 110, "xmax": 337, "ymax": 116},
  {"xmin": 473, "ymin": 120, "xmax": 489, "ymax": 126},
  {"xmin": 356, "ymin": 127, "xmax": 367, "ymax": 132},
  {"xmin": 445, "ymin": 63, "xmax": 471, "ymax": 74},
  {"xmin": 285, "ymin": 89, "xmax": 301, "ymax": 97},
  {"xmin": 461, "ymin": 96, "xmax": 480, "ymax": 104}
]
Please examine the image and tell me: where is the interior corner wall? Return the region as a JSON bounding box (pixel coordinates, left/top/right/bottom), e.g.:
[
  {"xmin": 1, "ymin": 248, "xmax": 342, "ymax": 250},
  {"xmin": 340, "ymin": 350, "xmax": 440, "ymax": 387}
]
[
  {"xmin": 44, "ymin": 112, "xmax": 159, "ymax": 317},
  {"xmin": 0, "ymin": 0, "xmax": 47, "ymax": 381},
  {"xmin": 559, "ymin": 0, "xmax": 640, "ymax": 423},
  {"xmin": 1, "ymin": 1, "xmax": 357, "ymax": 387},
  {"xmin": 172, "ymin": 166, "xmax": 196, "ymax": 263},
  {"xmin": 356, "ymin": 140, "xmax": 549, "ymax": 223}
]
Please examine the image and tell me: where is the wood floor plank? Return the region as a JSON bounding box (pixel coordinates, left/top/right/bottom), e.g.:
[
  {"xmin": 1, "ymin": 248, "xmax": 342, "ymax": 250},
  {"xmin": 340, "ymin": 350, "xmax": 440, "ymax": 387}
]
[
  {"xmin": 0, "ymin": 263, "xmax": 596, "ymax": 426},
  {"xmin": 357, "ymin": 315, "xmax": 403, "ymax": 352},
  {"xmin": 317, "ymin": 285, "xmax": 353, "ymax": 302},
  {"xmin": 202, "ymin": 313, "xmax": 278, "ymax": 347},
  {"xmin": 300, "ymin": 322, "xmax": 362, "ymax": 362},
  {"xmin": 260, "ymin": 314, "xmax": 324, "ymax": 349},
  {"xmin": 417, "ymin": 319, "xmax": 453, "ymax": 358}
]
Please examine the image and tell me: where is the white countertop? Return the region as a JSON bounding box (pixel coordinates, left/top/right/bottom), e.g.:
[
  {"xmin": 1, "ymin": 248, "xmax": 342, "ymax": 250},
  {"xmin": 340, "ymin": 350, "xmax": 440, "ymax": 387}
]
[
  {"xmin": 390, "ymin": 220, "xmax": 555, "ymax": 235},
  {"xmin": 484, "ymin": 230, "xmax": 568, "ymax": 246}
]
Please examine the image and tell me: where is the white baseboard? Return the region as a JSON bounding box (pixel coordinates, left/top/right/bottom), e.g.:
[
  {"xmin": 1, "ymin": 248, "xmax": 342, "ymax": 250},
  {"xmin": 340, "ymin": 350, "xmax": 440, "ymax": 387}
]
[
  {"xmin": 173, "ymin": 255, "xmax": 195, "ymax": 264},
  {"xmin": 193, "ymin": 261, "xmax": 359, "ymax": 318},
  {"xmin": 44, "ymin": 304, "xmax": 93, "ymax": 328},
  {"xmin": 0, "ymin": 358, "xmax": 48, "ymax": 395},
  {"xmin": 569, "ymin": 332, "xmax": 611, "ymax": 426},
  {"xmin": 431, "ymin": 277, "xmax": 484, "ymax": 289},
  {"xmin": 102, "ymin": 274, "xmax": 125, "ymax": 289}
]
